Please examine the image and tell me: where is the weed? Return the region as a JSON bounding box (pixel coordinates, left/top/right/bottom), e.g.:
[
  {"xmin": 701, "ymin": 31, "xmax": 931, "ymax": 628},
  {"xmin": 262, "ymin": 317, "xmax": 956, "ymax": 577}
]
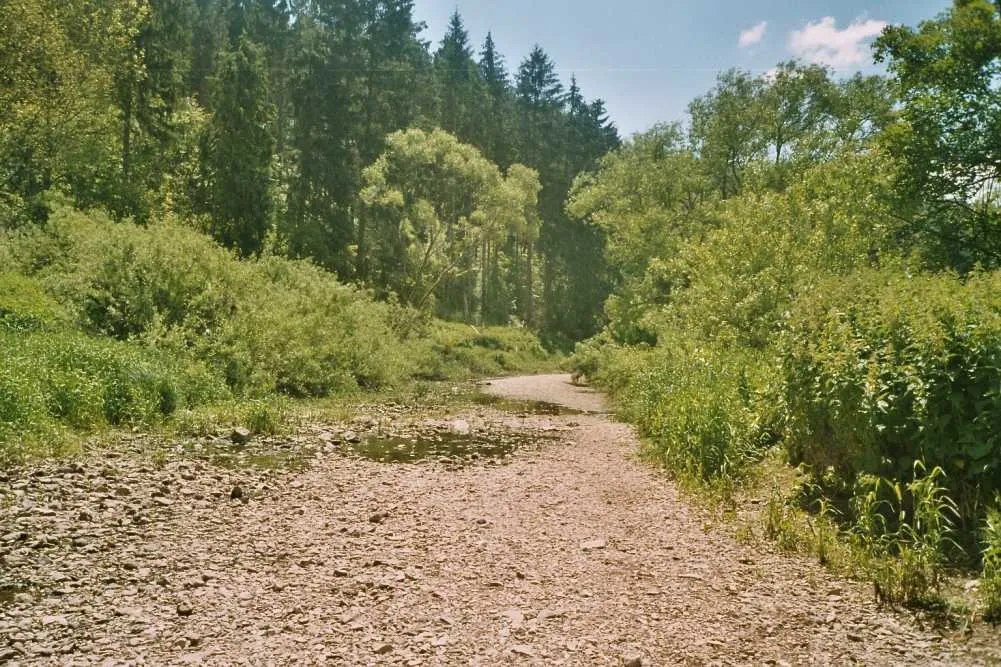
[{"xmin": 981, "ymin": 502, "xmax": 1001, "ymax": 623}]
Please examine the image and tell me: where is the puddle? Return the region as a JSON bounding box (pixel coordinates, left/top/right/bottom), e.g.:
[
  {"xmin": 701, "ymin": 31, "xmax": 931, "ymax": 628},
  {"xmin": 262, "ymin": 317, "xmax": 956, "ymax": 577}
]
[
  {"xmin": 179, "ymin": 441, "xmax": 317, "ymax": 471},
  {"xmin": 345, "ymin": 431, "xmax": 549, "ymax": 465},
  {"xmin": 0, "ymin": 584, "xmax": 30, "ymax": 607},
  {"xmin": 471, "ymin": 393, "xmax": 590, "ymax": 416}
]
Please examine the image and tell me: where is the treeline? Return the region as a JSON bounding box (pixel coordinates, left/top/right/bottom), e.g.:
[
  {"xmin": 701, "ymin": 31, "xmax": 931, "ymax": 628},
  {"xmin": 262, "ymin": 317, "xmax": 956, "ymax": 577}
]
[
  {"xmin": 570, "ymin": 0, "xmax": 1001, "ymax": 613},
  {"xmin": 0, "ymin": 0, "xmax": 619, "ymax": 342}
]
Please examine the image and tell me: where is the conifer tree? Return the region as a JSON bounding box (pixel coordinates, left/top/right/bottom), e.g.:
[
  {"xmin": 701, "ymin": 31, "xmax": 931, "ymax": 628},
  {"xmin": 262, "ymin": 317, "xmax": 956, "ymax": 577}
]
[
  {"xmin": 434, "ymin": 10, "xmax": 481, "ymax": 143},
  {"xmin": 203, "ymin": 35, "xmax": 275, "ymax": 255}
]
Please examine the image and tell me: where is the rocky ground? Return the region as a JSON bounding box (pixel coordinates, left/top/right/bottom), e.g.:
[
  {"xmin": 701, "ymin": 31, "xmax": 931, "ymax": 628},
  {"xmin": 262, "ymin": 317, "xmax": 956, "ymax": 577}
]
[{"xmin": 1, "ymin": 374, "xmax": 999, "ymax": 665}]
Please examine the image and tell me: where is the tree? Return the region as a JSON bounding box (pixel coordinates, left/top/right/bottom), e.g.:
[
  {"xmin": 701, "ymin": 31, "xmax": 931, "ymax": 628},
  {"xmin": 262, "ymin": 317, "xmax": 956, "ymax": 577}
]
[
  {"xmin": 114, "ymin": 0, "xmax": 196, "ymax": 219},
  {"xmin": 434, "ymin": 10, "xmax": 480, "ymax": 143},
  {"xmin": 688, "ymin": 69, "xmax": 764, "ymax": 198},
  {"xmin": 476, "ymin": 32, "xmax": 514, "ymax": 167},
  {"xmin": 203, "ymin": 36, "xmax": 275, "ymax": 255},
  {"xmin": 0, "ymin": 0, "xmax": 144, "ymax": 223},
  {"xmin": 756, "ymin": 61, "xmax": 836, "ymax": 186},
  {"xmin": 360, "ymin": 129, "xmax": 540, "ymax": 320},
  {"xmin": 875, "ymin": 0, "xmax": 1001, "ymax": 269},
  {"xmin": 568, "ymin": 124, "xmax": 712, "ymax": 343}
]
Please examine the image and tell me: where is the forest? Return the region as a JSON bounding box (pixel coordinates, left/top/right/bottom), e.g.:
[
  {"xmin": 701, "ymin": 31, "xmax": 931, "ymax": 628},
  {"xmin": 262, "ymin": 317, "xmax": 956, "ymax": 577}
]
[{"xmin": 3, "ymin": 0, "xmax": 1001, "ymax": 626}]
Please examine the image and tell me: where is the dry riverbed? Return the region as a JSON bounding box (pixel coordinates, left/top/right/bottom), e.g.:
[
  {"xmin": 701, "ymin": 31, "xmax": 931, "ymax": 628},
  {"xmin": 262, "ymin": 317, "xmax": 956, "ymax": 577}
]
[{"xmin": 1, "ymin": 375, "xmax": 999, "ymax": 665}]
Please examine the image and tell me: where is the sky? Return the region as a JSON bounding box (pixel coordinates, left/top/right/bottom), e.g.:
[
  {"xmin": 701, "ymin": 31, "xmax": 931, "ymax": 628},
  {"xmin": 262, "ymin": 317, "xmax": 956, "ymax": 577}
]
[{"xmin": 412, "ymin": 0, "xmax": 953, "ymax": 137}]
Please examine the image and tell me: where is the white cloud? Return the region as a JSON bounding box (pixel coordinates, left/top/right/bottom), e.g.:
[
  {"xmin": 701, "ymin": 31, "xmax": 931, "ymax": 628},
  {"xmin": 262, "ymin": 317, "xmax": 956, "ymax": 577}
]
[
  {"xmin": 739, "ymin": 21, "xmax": 768, "ymax": 48},
  {"xmin": 789, "ymin": 17, "xmax": 887, "ymax": 68}
]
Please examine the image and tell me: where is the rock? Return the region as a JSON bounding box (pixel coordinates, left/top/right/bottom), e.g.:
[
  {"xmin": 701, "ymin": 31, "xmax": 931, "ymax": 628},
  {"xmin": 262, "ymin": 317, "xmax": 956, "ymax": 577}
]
[
  {"xmin": 369, "ymin": 512, "xmax": 389, "ymax": 524},
  {"xmin": 373, "ymin": 643, "xmax": 394, "ymax": 655},
  {"xmin": 230, "ymin": 427, "xmax": 252, "ymax": 444},
  {"xmin": 503, "ymin": 609, "xmax": 525, "ymax": 627},
  {"xmin": 41, "ymin": 615, "xmax": 69, "ymax": 627},
  {"xmin": 537, "ymin": 609, "xmax": 565, "ymax": 622},
  {"xmin": 342, "ymin": 431, "xmax": 361, "ymax": 444},
  {"xmin": 510, "ymin": 645, "xmax": 536, "ymax": 657},
  {"xmin": 580, "ymin": 538, "xmax": 607, "ymax": 551},
  {"xmin": 176, "ymin": 602, "xmax": 193, "ymax": 617},
  {"xmin": 448, "ymin": 419, "xmax": 471, "ymax": 435},
  {"xmin": 623, "ymin": 654, "xmax": 643, "ymax": 667},
  {"xmin": 230, "ymin": 485, "xmax": 244, "ymax": 501}
]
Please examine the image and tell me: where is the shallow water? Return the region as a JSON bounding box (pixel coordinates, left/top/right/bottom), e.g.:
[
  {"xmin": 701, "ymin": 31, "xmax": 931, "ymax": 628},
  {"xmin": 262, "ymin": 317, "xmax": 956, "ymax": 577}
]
[
  {"xmin": 0, "ymin": 584, "xmax": 29, "ymax": 607},
  {"xmin": 181, "ymin": 441, "xmax": 317, "ymax": 471},
  {"xmin": 471, "ymin": 393, "xmax": 591, "ymax": 416},
  {"xmin": 345, "ymin": 430, "xmax": 546, "ymax": 465}
]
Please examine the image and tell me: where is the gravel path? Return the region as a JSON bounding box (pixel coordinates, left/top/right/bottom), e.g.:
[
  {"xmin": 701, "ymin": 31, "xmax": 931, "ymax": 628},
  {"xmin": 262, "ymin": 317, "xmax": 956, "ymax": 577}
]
[{"xmin": 1, "ymin": 375, "xmax": 997, "ymax": 665}]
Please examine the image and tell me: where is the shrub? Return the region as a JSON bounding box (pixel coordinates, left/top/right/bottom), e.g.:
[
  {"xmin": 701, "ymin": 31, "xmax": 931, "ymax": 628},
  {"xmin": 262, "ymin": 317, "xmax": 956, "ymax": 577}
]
[
  {"xmin": 982, "ymin": 503, "xmax": 1001, "ymax": 623},
  {"xmin": 599, "ymin": 334, "xmax": 777, "ymax": 486},
  {"xmin": 3, "ymin": 206, "xmax": 412, "ymax": 396},
  {"xmin": 783, "ymin": 267, "xmax": 1001, "ymax": 529},
  {"xmin": 0, "ymin": 329, "xmax": 229, "ymax": 463},
  {"xmin": 0, "ymin": 272, "xmax": 69, "ymax": 332},
  {"xmin": 411, "ymin": 321, "xmax": 552, "ymax": 381}
]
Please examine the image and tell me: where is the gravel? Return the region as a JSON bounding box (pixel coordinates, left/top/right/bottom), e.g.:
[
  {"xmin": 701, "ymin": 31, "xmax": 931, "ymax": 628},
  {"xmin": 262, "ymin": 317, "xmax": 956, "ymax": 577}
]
[{"xmin": 0, "ymin": 375, "xmax": 996, "ymax": 665}]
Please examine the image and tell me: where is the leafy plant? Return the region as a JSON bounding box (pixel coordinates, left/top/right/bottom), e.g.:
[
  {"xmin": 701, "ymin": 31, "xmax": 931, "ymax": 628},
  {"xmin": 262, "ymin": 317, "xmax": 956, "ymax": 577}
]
[{"xmin": 981, "ymin": 503, "xmax": 1001, "ymax": 623}]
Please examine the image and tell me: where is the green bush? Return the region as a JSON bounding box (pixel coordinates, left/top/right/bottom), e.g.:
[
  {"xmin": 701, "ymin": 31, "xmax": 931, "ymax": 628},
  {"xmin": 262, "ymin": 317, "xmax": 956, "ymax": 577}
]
[
  {"xmin": 596, "ymin": 335, "xmax": 778, "ymax": 485},
  {"xmin": 981, "ymin": 503, "xmax": 1001, "ymax": 623},
  {"xmin": 0, "ymin": 329, "xmax": 229, "ymax": 462},
  {"xmin": 0, "ymin": 272, "xmax": 69, "ymax": 332},
  {"xmin": 3, "ymin": 206, "xmax": 411, "ymax": 396},
  {"xmin": 411, "ymin": 321, "xmax": 553, "ymax": 380},
  {"xmin": 783, "ymin": 267, "xmax": 1001, "ymax": 527}
]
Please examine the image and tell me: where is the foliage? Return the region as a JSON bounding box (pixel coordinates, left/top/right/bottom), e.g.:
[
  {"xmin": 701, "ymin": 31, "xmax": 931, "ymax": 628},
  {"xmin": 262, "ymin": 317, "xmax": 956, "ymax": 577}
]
[
  {"xmin": 981, "ymin": 502, "xmax": 1001, "ymax": 622},
  {"xmin": 846, "ymin": 463, "xmax": 960, "ymax": 606},
  {"xmin": 0, "ymin": 314, "xmax": 227, "ymax": 464},
  {"xmin": 0, "ymin": 0, "xmax": 620, "ymax": 343},
  {"xmin": 202, "ymin": 35, "xmax": 275, "ymax": 255},
  {"xmin": 782, "ymin": 267, "xmax": 1001, "ymax": 530},
  {"xmin": 875, "ymin": 0, "xmax": 1001, "ymax": 271},
  {"xmin": 0, "ymin": 205, "xmax": 556, "ymax": 459},
  {"xmin": 0, "ymin": 272, "xmax": 70, "ymax": 332},
  {"xmin": 360, "ymin": 128, "xmax": 541, "ymax": 321},
  {"xmin": 596, "ymin": 334, "xmax": 778, "ymax": 489},
  {"xmin": 411, "ymin": 321, "xmax": 554, "ymax": 381},
  {"xmin": 2, "ymin": 206, "xmax": 410, "ymax": 396}
]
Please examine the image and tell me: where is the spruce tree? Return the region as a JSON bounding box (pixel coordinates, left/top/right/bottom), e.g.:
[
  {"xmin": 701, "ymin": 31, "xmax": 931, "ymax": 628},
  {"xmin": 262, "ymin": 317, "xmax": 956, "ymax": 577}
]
[
  {"xmin": 434, "ymin": 10, "xmax": 481, "ymax": 143},
  {"xmin": 204, "ymin": 35, "xmax": 275, "ymax": 255}
]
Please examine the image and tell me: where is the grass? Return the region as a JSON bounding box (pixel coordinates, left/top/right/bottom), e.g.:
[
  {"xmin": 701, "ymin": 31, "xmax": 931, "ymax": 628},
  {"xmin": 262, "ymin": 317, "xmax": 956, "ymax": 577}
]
[{"xmin": 0, "ymin": 208, "xmax": 559, "ymax": 464}]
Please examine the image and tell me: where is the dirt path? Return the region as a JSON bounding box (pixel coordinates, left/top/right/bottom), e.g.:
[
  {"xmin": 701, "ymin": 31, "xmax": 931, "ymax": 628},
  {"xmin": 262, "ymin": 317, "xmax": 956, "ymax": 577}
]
[{"xmin": 0, "ymin": 375, "xmax": 997, "ymax": 665}]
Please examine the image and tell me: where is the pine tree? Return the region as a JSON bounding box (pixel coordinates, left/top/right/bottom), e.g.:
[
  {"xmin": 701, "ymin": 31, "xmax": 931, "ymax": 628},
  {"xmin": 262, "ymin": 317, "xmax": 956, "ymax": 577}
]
[
  {"xmin": 477, "ymin": 32, "xmax": 514, "ymax": 167},
  {"xmin": 203, "ymin": 35, "xmax": 275, "ymax": 255},
  {"xmin": 434, "ymin": 10, "xmax": 481, "ymax": 142},
  {"xmin": 115, "ymin": 0, "xmax": 196, "ymax": 219}
]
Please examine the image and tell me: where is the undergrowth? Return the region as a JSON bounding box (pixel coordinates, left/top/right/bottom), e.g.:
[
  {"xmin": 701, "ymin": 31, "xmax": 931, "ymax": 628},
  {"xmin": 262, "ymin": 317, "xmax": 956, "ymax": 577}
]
[{"xmin": 0, "ymin": 207, "xmax": 556, "ymax": 464}]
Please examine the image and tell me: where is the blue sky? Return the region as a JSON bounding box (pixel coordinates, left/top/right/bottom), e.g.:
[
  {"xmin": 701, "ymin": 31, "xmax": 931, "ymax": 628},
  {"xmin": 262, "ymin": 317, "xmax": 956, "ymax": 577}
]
[{"xmin": 412, "ymin": 0, "xmax": 952, "ymax": 136}]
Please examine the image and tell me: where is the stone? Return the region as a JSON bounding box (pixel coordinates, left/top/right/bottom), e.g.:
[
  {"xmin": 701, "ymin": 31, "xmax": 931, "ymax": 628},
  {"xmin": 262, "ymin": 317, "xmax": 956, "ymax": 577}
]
[
  {"xmin": 448, "ymin": 419, "xmax": 471, "ymax": 435},
  {"xmin": 230, "ymin": 485, "xmax": 244, "ymax": 501},
  {"xmin": 580, "ymin": 538, "xmax": 607, "ymax": 551},
  {"xmin": 373, "ymin": 643, "xmax": 394, "ymax": 655},
  {"xmin": 41, "ymin": 615, "xmax": 69, "ymax": 627},
  {"xmin": 623, "ymin": 654, "xmax": 643, "ymax": 667},
  {"xmin": 176, "ymin": 602, "xmax": 194, "ymax": 617},
  {"xmin": 230, "ymin": 427, "xmax": 252, "ymax": 444}
]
